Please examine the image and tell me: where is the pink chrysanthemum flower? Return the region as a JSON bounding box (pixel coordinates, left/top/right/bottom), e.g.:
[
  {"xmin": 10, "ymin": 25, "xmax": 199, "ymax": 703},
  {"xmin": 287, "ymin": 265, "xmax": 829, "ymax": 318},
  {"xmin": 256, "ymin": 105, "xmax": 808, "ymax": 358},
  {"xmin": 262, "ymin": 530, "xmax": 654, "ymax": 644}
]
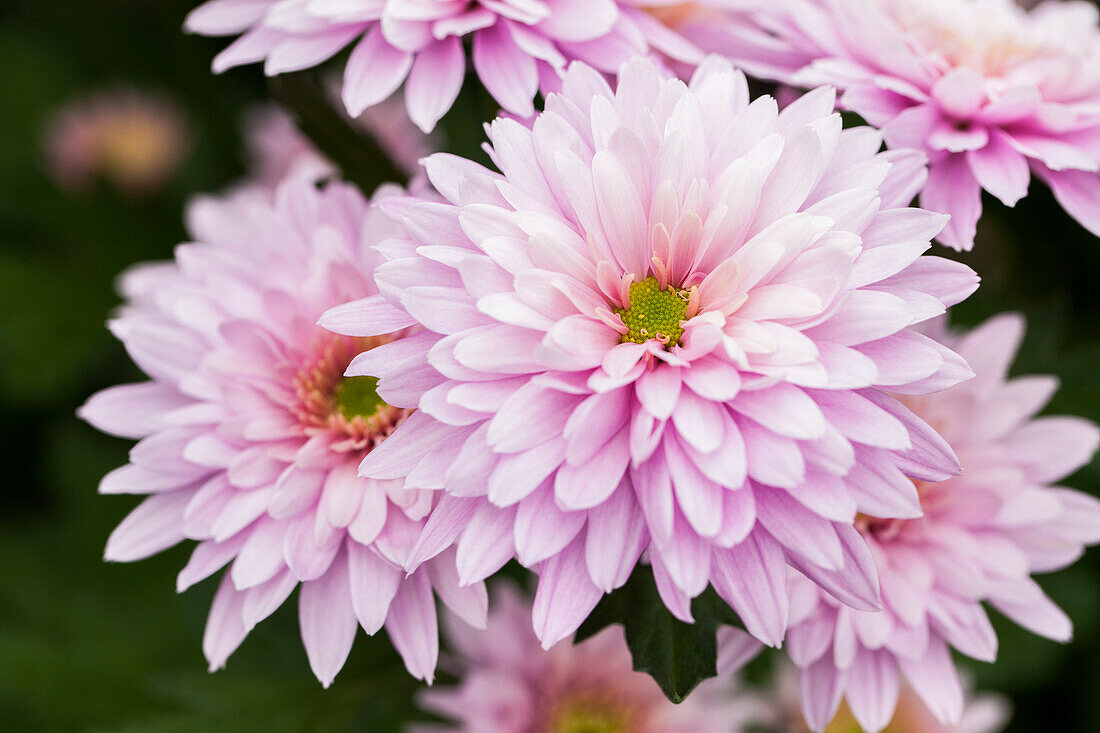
[
  {"xmin": 321, "ymin": 57, "xmax": 980, "ymax": 651},
  {"xmin": 79, "ymin": 175, "xmax": 487, "ymax": 686},
  {"xmin": 184, "ymin": 0, "xmax": 710, "ymax": 132},
  {"xmin": 414, "ymin": 585, "xmax": 754, "ymax": 732},
  {"xmin": 44, "ymin": 88, "xmax": 189, "ymax": 195},
  {"xmin": 780, "ymin": 314, "xmax": 1100, "ymax": 732},
  {"xmin": 688, "ymin": 0, "xmax": 1100, "ymax": 250}
]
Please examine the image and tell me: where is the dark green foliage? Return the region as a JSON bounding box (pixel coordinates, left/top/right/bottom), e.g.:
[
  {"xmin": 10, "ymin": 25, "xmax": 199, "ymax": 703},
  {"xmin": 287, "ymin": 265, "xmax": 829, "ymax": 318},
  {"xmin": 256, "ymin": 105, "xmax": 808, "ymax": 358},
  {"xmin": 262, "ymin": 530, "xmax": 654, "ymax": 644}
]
[{"xmin": 576, "ymin": 568, "xmax": 743, "ymax": 703}]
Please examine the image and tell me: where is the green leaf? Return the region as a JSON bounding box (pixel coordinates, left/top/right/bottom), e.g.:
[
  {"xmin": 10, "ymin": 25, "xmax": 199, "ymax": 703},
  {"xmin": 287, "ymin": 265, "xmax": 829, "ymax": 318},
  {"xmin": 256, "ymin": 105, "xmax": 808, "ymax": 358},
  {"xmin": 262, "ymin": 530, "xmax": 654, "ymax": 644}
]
[{"xmin": 575, "ymin": 567, "xmax": 743, "ymax": 703}]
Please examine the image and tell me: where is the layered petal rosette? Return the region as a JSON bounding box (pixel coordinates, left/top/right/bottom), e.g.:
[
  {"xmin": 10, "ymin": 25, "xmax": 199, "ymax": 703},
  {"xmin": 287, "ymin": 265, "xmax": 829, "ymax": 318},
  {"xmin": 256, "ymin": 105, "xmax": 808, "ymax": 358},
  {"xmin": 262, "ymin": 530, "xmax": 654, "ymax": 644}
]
[
  {"xmin": 323, "ymin": 57, "xmax": 980, "ymax": 651},
  {"xmin": 415, "ymin": 585, "xmax": 752, "ymax": 732},
  {"xmin": 79, "ymin": 175, "xmax": 487, "ymax": 686},
  {"xmin": 689, "ymin": 0, "xmax": 1100, "ymax": 250},
  {"xmin": 184, "ymin": 0, "xmax": 710, "ymax": 132},
  {"xmin": 781, "ymin": 314, "xmax": 1100, "ymax": 732}
]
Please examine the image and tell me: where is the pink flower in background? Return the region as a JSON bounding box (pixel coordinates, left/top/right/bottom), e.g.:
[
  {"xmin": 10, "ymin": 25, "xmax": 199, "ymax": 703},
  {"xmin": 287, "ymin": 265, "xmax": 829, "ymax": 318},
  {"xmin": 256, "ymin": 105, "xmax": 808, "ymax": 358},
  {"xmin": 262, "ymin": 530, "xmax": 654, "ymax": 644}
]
[
  {"xmin": 781, "ymin": 314, "xmax": 1100, "ymax": 731},
  {"xmin": 44, "ymin": 88, "xmax": 189, "ymax": 195},
  {"xmin": 322, "ymin": 57, "xmax": 980, "ymax": 652},
  {"xmin": 689, "ymin": 0, "xmax": 1100, "ymax": 250},
  {"xmin": 414, "ymin": 585, "xmax": 753, "ymax": 732},
  {"xmin": 79, "ymin": 175, "xmax": 487, "ymax": 686},
  {"xmin": 357, "ymin": 93, "xmax": 443, "ymax": 177},
  {"xmin": 239, "ymin": 98, "xmax": 437, "ymax": 194},
  {"xmin": 747, "ymin": 657, "xmax": 1010, "ymax": 733},
  {"xmin": 184, "ymin": 0, "xmax": 709, "ymax": 132},
  {"xmin": 240, "ymin": 105, "xmax": 335, "ymax": 191}
]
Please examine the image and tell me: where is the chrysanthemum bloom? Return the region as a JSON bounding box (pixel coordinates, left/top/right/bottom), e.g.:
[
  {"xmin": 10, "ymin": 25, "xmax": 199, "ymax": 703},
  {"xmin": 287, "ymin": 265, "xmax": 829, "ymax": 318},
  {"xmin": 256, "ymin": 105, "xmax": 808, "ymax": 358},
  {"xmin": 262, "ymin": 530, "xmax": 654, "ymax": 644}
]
[
  {"xmin": 415, "ymin": 585, "xmax": 753, "ymax": 732},
  {"xmin": 780, "ymin": 314, "xmax": 1100, "ymax": 731},
  {"xmin": 688, "ymin": 0, "xmax": 1100, "ymax": 250},
  {"xmin": 44, "ymin": 88, "xmax": 189, "ymax": 195},
  {"xmin": 79, "ymin": 175, "xmax": 487, "ymax": 686},
  {"xmin": 184, "ymin": 0, "xmax": 710, "ymax": 132},
  {"xmin": 321, "ymin": 56, "xmax": 980, "ymax": 651}
]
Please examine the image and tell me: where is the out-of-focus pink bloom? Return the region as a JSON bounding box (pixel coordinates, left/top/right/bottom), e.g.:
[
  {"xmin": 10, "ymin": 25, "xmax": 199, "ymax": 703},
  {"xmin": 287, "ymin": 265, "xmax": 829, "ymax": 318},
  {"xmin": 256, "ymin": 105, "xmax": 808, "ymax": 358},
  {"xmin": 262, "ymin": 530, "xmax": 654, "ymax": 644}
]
[
  {"xmin": 780, "ymin": 314, "xmax": 1100, "ymax": 731},
  {"xmin": 691, "ymin": 0, "xmax": 1100, "ymax": 250},
  {"xmin": 184, "ymin": 0, "xmax": 716, "ymax": 132},
  {"xmin": 415, "ymin": 585, "xmax": 754, "ymax": 732},
  {"xmin": 741, "ymin": 655, "xmax": 1011, "ymax": 733},
  {"xmin": 79, "ymin": 175, "xmax": 487, "ymax": 687},
  {"xmin": 357, "ymin": 94, "xmax": 442, "ymax": 177},
  {"xmin": 240, "ymin": 97, "xmax": 437, "ymax": 194},
  {"xmin": 322, "ymin": 57, "xmax": 979, "ymax": 652},
  {"xmin": 241, "ymin": 105, "xmax": 335, "ymax": 191},
  {"xmin": 44, "ymin": 88, "xmax": 189, "ymax": 195}
]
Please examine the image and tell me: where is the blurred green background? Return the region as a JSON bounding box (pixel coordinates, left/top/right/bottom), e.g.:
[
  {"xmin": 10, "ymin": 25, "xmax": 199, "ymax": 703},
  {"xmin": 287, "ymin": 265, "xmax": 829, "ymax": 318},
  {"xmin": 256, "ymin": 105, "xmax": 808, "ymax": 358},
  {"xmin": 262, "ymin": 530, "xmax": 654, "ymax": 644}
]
[{"xmin": 0, "ymin": 1, "xmax": 1097, "ymax": 731}]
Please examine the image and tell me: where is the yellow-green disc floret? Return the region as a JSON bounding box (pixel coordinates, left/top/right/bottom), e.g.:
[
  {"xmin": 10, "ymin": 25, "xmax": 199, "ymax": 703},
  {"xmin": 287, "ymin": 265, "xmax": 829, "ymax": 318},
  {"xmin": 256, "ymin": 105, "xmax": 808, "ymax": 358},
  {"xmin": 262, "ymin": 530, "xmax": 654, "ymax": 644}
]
[
  {"xmin": 550, "ymin": 704, "xmax": 630, "ymax": 733},
  {"xmin": 333, "ymin": 375, "xmax": 387, "ymax": 420},
  {"xmin": 614, "ymin": 276, "xmax": 690, "ymax": 347}
]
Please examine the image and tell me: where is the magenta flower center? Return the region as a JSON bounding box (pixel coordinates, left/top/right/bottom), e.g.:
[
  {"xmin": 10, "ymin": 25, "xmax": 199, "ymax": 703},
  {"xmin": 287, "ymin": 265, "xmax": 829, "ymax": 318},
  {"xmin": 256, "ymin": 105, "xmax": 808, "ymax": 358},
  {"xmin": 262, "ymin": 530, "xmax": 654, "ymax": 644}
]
[{"xmin": 290, "ymin": 334, "xmax": 409, "ymax": 452}]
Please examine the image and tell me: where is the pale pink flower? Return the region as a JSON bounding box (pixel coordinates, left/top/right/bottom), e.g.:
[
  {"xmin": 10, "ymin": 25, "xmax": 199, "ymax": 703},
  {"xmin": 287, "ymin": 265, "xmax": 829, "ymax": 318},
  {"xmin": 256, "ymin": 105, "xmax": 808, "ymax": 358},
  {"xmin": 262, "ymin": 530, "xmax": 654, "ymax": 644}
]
[
  {"xmin": 184, "ymin": 0, "xmax": 711, "ymax": 132},
  {"xmin": 689, "ymin": 0, "xmax": 1100, "ymax": 250},
  {"xmin": 44, "ymin": 88, "xmax": 189, "ymax": 195},
  {"xmin": 79, "ymin": 175, "xmax": 487, "ymax": 686},
  {"xmin": 780, "ymin": 314, "xmax": 1100, "ymax": 731},
  {"xmin": 322, "ymin": 57, "xmax": 979, "ymax": 652},
  {"xmin": 414, "ymin": 585, "xmax": 754, "ymax": 732}
]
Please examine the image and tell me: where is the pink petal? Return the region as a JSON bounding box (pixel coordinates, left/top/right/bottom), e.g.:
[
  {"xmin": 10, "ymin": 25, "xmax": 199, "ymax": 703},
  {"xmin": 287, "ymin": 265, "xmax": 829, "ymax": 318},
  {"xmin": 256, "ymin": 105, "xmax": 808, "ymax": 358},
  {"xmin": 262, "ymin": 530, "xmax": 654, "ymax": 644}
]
[
  {"xmin": 405, "ymin": 37, "xmax": 465, "ymax": 133},
  {"xmin": 347, "ymin": 542, "xmax": 402, "ymax": 635},
  {"xmin": 385, "ymin": 569, "xmax": 440, "ymax": 682},
  {"xmin": 342, "ymin": 27, "xmax": 413, "ymax": 117},
  {"xmin": 584, "ymin": 484, "xmax": 647, "ymax": 591},
  {"xmin": 299, "ymin": 549, "xmax": 358, "ymax": 688},
  {"xmin": 711, "ymin": 532, "xmax": 788, "ymax": 646},
  {"xmin": 897, "ymin": 637, "xmax": 964, "ymax": 725},
  {"xmin": 203, "ymin": 573, "xmax": 249, "ymax": 671},
  {"xmin": 846, "ymin": 648, "xmax": 900, "ymax": 733},
  {"xmin": 472, "ymin": 22, "xmax": 538, "ymax": 118},
  {"xmin": 921, "ymin": 155, "xmax": 982, "ymax": 251},
  {"xmin": 532, "ymin": 538, "xmax": 603, "ymax": 649},
  {"xmin": 104, "ymin": 491, "xmax": 190, "ymax": 562}
]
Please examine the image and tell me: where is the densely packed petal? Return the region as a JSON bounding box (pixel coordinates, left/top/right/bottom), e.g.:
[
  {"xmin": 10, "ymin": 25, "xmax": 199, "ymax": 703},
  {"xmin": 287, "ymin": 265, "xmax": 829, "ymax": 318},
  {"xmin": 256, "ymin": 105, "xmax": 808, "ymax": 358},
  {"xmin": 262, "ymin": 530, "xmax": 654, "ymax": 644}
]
[
  {"xmin": 415, "ymin": 585, "xmax": 752, "ymax": 732},
  {"xmin": 688, "ymin": 0, "xmax": 1100, "ymax": 250},
  {"xmin": 184, "ymin": 0, "xmax": 724, "ymax": 132},
  {"xmin": 323, "ymin": 57, "xmax": 980, "ymax": 652},
  {"xmin": 779, "ymin": 314, "xmax": 1100, "ymax": 731},
  {"xmin": 80, "ymin": 175, "xmax": 487, "ymax": 686}
]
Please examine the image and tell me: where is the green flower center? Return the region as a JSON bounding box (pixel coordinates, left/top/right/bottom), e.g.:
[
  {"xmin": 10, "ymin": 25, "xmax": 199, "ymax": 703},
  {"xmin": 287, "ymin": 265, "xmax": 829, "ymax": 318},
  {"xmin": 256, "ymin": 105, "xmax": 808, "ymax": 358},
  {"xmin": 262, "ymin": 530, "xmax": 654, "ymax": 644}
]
[
  {"xmin": 333, "ymin": 375, "xmax": 387, "ymax": 421},
  {"xmin": 614, "ymin": 276, "xmax": 690, "ymax": 347},
  {"xmin": 550, "ymin": 705, "xmax": 628, "ymax": 733}
]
